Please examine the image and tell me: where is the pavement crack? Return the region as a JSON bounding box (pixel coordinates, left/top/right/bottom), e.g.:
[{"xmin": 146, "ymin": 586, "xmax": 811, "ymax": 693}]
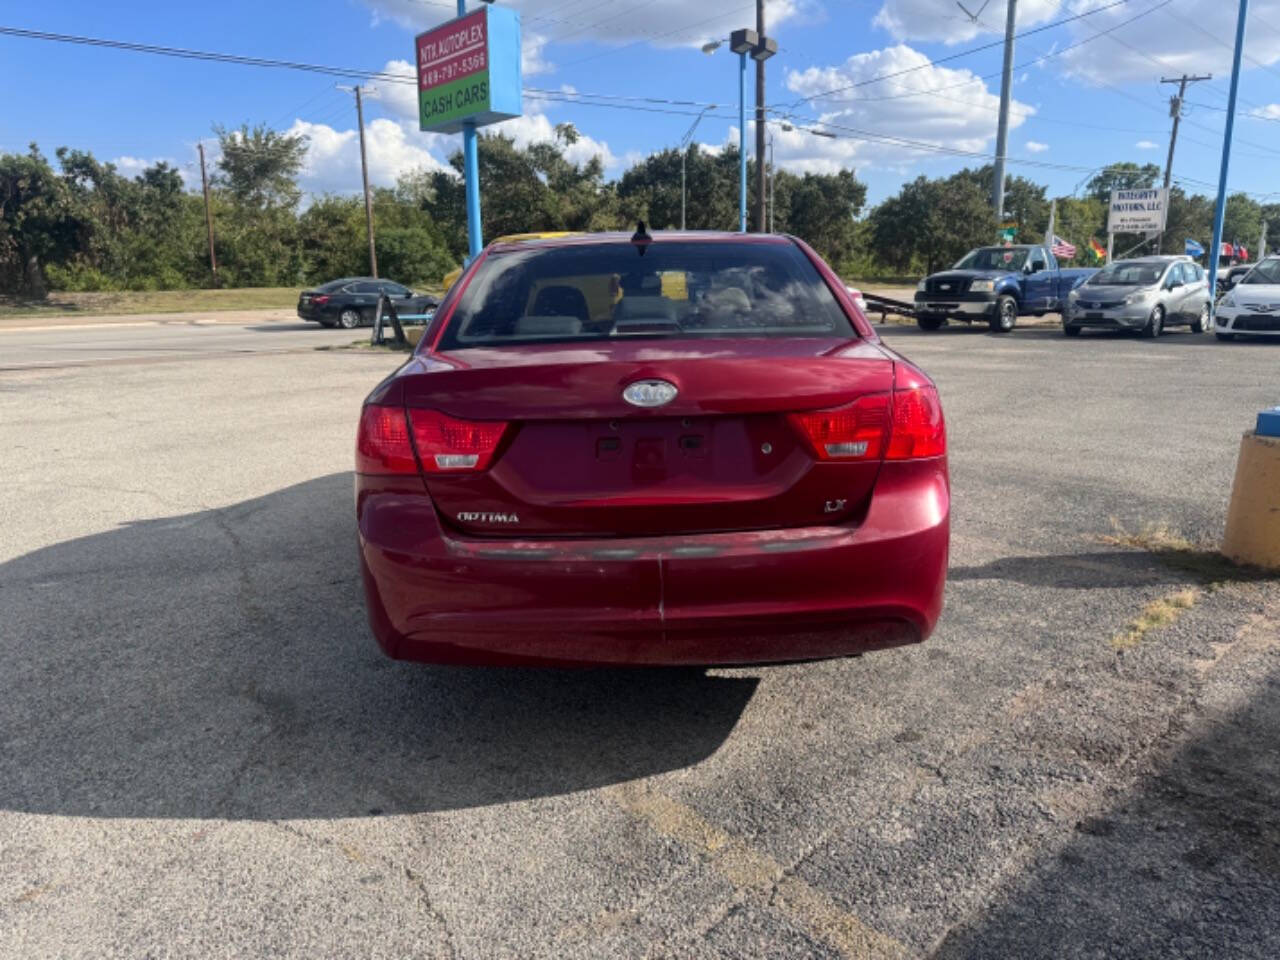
[{"xmin": 267, "ymin": 821, "xmax": 458, "ymax": 958}]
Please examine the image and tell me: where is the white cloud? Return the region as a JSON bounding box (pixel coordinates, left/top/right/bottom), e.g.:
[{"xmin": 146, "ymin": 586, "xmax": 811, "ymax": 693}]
[
  {"xmin": 1250, "ymin": 103, "xmax": 1280, "ymax": 120},
  {"xmin": 874, "ymin": 0, "xmax": 1280, "ymax": 87},
  {"xmin": 873, "ymin": 0, "xmax": 1063, "ymax": 45},
  {"xmin": 1135, "ymin": 139, "xmax": 1160, "ymax": 149},
  {"xmin": 521, "ymin": 32, "xmax": 553, "ymax": 76},
  {"xmin": 1025, "ymin": 140, "xmax": 1049, "ymax": 152},
  {"xmin": 781, "ymin": 44, "xmax": 1033, "ymax": 170},
  {"xmin": 287, "ymin": 117, "xmax": 447, "ymax": 195},
  {"xmin": 285, "ymin": 57, "xmax": 618, "ymax": 196},
  {"xmin": 1057, "ymin": 0, "xmax": 1280, "ymax": 85},
  {"xmin": 363, "ymin": 0, "xmax": 816, "ymax": 57}
]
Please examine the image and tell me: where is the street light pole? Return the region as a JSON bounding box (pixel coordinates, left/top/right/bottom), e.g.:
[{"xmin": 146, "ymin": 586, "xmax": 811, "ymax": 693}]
[
  {"xmin": 679, "ymin": 104, "xmax": 716, "ymax": 230},
  {"xmin": 767, "ymin": 131, "xmax": 775, "ymax": 233},
  {"xmin": 708, "ymin": 30, "xmax": 761, "ymax": 233}
]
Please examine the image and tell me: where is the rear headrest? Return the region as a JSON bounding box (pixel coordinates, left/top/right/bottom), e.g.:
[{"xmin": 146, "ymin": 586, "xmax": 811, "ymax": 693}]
[
  {"xmin": 531, "ymin": 284, "xmax": 590, "ymax": 322},
  {"xmin": 514, "ymin": 315, "xmax": 583, "ymax": 337}
]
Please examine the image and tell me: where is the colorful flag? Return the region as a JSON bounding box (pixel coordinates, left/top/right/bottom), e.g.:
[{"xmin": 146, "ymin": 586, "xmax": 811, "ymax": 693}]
[
  {"xmin": 1088, "ymin": 237, "xmax": 1106, "ymax": 260},
  {"xmin": 1051, "ymin": 235, "xmax": 1077, "ymax": 259},
  {"xmin": 1185, "ymin": 238, "xmax": 1205, "ymax": 258}
]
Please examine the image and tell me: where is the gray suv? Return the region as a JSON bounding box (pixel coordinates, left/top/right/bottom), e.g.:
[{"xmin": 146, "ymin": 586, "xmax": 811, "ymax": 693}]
[{"xmin": 1063, "ymin": 256, "xmax": 1212, "ymax": 337}]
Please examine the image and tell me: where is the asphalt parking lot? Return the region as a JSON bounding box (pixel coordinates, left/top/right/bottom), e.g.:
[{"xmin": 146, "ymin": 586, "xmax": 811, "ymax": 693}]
[{"xmin": 2, "ymin": 321, "xmax": 1278, "ymax": 958}]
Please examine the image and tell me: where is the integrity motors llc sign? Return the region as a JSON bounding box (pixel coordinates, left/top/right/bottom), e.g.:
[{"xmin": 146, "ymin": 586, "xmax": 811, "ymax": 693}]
[
  {"xmin": 1107, "ymin": 188, "xmax": 1169, "ymax": 234},
  {"xmin": 415, "ymin": 5, "xmax": 522, "ymax": 134}
]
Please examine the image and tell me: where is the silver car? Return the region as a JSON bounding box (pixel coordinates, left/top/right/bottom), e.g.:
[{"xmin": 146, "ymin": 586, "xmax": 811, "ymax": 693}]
[{"xmin": 1063, "ymin": 256, "xmax": 1212, "ymax": 337}]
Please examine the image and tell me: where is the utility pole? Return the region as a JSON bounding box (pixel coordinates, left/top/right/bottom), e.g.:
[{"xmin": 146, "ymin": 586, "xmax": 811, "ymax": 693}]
[
  {"xmin": 1161, "ymin": 74, "xmax": 1211, "ymax": 190},
  {"xmin": 197, "ymin": 142, "xmax": 218, "ymax": 288},
  {"xmin": 339, "ymin": 84, "xmax": 378, "ymax": 278},
  {"xmin": 992, "ymin": 0, "xmax": 1017, "ymax": 220},
  {"xmin": 1158, "ymin": 73, "xmax": 1212, "ymax": 251},
  {"xmin": 768, "ymin": 131, "xmax": 775, "ymax": 233}
]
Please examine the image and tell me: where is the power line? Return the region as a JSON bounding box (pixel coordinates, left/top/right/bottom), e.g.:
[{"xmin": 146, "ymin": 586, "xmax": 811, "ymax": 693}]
[
  {"xmin": 795, "ymin": 0, "xmax": 1170, "ymax": 111},
  {"xmin": 787, "ymin": 0, "xmax": 1135, "ymax": 106}
]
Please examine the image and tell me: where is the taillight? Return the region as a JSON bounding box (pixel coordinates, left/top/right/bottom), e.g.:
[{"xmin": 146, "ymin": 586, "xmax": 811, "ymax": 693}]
[
  {"xmin": 789, "ymin": 393, "xmax": 890, "ymax": 460},
  {"xmin": 886, "ymin": 385, "xmax": 945, "ymax": 459},
  {"xmin": 356, "ymin": 404, "xmax": 417, "ymax": 474},
  {"xmin": 312, "ymin": 295, "xmax": 330, "ymax": 305},
  {"xmin": 408, "ymin": 408, "xmax": 509, "ymax": 473},
  {"xmin": 789, "ymin": 385, "xmax": 945, "ymax": 462}
]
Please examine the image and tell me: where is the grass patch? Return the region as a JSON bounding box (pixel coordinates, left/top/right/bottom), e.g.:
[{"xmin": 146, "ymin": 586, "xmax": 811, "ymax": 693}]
[
  {"xmin": 1098, "ymin": 521, "xmax": 1274, "ymax": 586},
  {"xmin": 1112, "ymin": 588, "xmax": 1200, "ymax": 648},
  {"xmin": 0, "ymin": 287, "xmax": 304, "ymax": 318}
]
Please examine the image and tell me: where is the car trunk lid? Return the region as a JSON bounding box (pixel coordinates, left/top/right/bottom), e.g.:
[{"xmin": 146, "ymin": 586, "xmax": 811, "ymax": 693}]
[{"xmin": 401, "ymin": 339, "xmax": 896, "ymax": 538}]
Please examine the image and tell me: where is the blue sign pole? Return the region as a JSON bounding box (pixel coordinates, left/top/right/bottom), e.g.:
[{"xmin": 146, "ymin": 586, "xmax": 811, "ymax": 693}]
[
  {"xmin": 738, "ymin": 51, "xmax": 747, "ymax": 233},
  {"xmin": 458, "ymin": 0, "xmax": 483, "ymax": 260},
  {"xmin": 463, "ymin": 120, "xmax": 482, "ymax": 258},
  {"xmin": 1208, "ymin": 0, "xmax": 1250, "ymax": 309}
]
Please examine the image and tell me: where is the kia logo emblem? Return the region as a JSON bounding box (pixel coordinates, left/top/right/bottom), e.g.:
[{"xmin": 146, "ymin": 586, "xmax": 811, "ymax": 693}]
[{"xmin": 622, "ymin": 379, "xmax": 678, "ymax": 408}]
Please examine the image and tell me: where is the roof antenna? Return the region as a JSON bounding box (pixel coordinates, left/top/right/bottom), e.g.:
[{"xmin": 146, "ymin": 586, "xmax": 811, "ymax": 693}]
[{"xmin": 631, "ymin": 220, "xmax": 652, "ymax": 256}]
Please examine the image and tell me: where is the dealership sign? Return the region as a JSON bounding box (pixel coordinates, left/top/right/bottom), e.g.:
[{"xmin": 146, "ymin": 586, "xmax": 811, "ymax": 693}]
[
  {"xmin": 1107, "ymin": 187, "xmax": 1169, "ymax": 234},
  {"xmin": 415, "ymin": 5, "xmax": 522, "ymax": 134}
]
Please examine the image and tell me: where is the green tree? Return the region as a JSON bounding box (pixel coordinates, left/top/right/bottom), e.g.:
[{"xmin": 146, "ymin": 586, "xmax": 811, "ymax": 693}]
[
  {"xmin": 777, "ymin": 169, "xmax": 865, "ymax": 266},
  {"xmin": 870, "ymin": 173, "xmax": 995, "ymax": 274},
  {"xmin": 952, "ymin": 166, "xmax": 1048, "ymax": 239},
  {"xmin": 413, "ymin": 129, "xmax": 620, "ymax": 260},
  {"xmin": 212, "ymin": 124, "xmax": 308, "ymax": 210},
  {"xmin": 0, "ymin": 145, "xmax": 77, "ymax": 296},
  {"xmin": 615, "ymin": 145, "xmax": 744, "ymax": 232},
  {"xmin": 1222, "ymin": 192, "xmax": 1262, "ymax": 252},
  {"xmin": 211, "ymin": 124, "xmax": 309, "ymax": 287},
  {"xmin": 1086, "ymin": 163, "xmax": 1161, "ymax": 203}
]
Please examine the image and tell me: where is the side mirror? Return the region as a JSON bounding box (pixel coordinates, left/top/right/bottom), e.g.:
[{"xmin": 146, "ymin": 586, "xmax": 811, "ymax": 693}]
[
  {"xmin": 1167, "ymin": 278, "xmax": 1183, "ymax": 290},
  {"xmin": 1022, "ymin": 262, "xmax": 1033, "ymax": 275}
]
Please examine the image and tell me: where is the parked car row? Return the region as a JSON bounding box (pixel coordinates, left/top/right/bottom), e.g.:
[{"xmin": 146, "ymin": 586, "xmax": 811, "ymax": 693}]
[{"xmin": 911, "ymin": 244, "xmax": 1274, "ymax": 340}]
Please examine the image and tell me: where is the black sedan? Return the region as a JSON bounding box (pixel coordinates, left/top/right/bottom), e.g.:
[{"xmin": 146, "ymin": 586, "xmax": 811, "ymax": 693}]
[{"xmin": 297, "ymin": 278, "xmax": 439, "ymax": 329}]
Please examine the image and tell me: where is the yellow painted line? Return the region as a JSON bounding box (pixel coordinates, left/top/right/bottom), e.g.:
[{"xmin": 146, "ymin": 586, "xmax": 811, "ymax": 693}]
[{"xmin": 611, "ymin": 782, "xmax": 912, "ymax": 959}]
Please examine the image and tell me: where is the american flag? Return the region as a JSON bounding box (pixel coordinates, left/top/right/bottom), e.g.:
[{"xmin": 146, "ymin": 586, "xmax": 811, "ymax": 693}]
[{"xmin": 1051, "ymin": 235, "xmax": 1077, "ymax": 259}]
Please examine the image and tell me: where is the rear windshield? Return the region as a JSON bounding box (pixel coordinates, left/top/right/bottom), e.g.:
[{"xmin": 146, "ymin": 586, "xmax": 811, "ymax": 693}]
[{"xmin": 438, "ymin": 240, "xmax": 853, "ymax": 348}]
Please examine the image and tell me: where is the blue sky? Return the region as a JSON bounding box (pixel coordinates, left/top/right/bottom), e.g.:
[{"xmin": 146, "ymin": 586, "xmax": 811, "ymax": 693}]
[{"xmin": 4, "ymin": 0, "xmax": 1280, "ymax": 211}]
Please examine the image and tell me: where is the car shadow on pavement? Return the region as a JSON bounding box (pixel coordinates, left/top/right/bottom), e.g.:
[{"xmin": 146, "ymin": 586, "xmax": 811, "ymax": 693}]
[
  {"xmin": 0, "ymin": 473, "xmax": 757, "ymax": 821},
  {"xmin": 932, "ymin": 661, "xmax": 1280, "ymax": 959}
]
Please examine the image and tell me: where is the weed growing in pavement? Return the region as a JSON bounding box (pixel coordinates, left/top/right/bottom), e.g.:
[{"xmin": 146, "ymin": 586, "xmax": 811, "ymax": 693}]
[
  {"xmin": 1112, "ymin": 589, "xmax": 1200, "ymax": 649},
  {"xmin": 1099, "ymin": 521, "xmax": 1275, "ymax": 588}
]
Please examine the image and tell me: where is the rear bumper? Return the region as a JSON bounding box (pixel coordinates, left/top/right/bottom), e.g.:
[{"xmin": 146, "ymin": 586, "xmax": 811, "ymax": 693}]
[{"xmin": 356, "ymin": 459, "xmax": 950, "ymax": 666}]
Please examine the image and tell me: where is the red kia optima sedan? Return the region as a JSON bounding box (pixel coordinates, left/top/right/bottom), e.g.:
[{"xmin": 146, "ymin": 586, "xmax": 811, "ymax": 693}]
[{"xmin": 355, "ymin": 230, "xmax": 949, "ymax": 666}]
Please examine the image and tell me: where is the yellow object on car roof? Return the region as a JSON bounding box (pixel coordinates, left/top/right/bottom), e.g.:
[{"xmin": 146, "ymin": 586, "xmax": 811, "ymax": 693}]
[{"xmin": 440, "ymin": 233, "xmax": 582, "ymax": 292}]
